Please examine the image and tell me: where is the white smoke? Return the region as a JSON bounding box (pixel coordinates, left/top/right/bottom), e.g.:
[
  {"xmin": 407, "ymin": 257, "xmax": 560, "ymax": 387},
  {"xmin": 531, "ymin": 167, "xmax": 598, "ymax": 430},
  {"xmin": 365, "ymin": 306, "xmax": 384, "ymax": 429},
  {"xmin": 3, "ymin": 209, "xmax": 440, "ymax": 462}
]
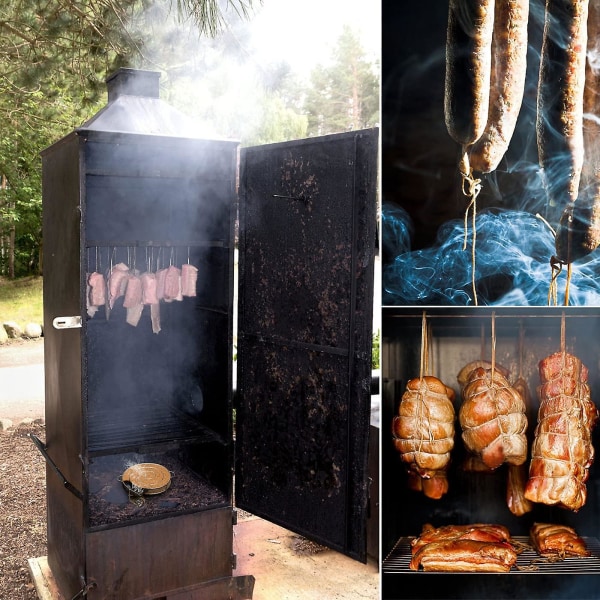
[{"xmin": 121, "ymin": 0, "xmax": 380, "ymax": 142}]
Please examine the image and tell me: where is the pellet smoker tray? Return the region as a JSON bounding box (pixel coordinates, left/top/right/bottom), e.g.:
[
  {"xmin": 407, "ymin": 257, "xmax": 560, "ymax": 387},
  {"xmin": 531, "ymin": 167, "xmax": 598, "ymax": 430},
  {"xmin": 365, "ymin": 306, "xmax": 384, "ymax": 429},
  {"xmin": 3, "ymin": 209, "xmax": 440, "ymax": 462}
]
[
  {"xmin": 382, "ymin": 307, "xmax": 600, "ymax": 600},
  {"xmin": 36, "ymin": 68, "xmax": 378, "ymax": 600}
]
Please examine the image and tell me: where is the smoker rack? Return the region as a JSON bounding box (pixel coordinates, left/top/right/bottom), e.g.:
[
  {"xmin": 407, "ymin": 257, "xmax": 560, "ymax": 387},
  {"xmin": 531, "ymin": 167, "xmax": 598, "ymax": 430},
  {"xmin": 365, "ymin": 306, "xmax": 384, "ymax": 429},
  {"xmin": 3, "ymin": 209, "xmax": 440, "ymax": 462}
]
[
  {"xmin": 86, "ymin": 405, "xmax": 224, "ymax": 453},
  {"xmin": 383, "ymin": 537, "xmax": 600, "ymax": 575}
]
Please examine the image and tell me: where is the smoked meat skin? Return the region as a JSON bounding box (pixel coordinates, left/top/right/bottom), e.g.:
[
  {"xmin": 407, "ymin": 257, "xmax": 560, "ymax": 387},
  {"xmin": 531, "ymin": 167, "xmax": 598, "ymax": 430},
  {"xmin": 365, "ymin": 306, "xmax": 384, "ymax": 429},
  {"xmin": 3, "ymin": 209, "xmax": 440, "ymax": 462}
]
[
  {"xmin": 409, "ymin": 523, "xmax": 517, "ymax": 572},
  {"xmin": 460, "ymin": 367, "xmax": 528, "ymax": 469},
  {"xmin": 530, "ymin": 522, "xmax": 590, "ymax": 557},
  {"xmin": 525, "ymin": 352, "xmax": 598, "ymax": 511},
  {"xmin": 392, "ymin": 376, "xmax": 456, "ymax": 499}
]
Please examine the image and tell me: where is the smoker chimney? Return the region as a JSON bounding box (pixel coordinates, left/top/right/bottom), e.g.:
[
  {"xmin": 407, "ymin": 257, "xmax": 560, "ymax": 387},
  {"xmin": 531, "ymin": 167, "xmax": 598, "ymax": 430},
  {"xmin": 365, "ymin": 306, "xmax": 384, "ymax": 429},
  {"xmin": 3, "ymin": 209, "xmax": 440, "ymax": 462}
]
[
  {"xmin": 106, "ymin": 68, "xmax": 160, "ymax": 103},
  {"xmin": 77, "ymin": 67, "xmax": 215, "ymax": 138}
]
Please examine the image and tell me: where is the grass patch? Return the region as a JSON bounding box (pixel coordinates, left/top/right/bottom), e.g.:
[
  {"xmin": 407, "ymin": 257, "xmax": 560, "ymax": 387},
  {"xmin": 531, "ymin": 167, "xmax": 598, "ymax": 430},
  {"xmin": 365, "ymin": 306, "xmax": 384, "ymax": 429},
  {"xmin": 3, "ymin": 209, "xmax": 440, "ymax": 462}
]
[{"xmin": 0, "ymin": 276, "xmax": 43, "ymax": 328}]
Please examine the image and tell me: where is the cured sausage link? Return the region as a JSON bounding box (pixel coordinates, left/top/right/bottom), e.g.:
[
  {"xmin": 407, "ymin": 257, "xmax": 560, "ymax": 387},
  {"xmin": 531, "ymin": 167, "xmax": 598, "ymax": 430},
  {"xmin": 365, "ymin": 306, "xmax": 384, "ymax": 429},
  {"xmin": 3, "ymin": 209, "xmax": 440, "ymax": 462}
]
[
  {"xmin": 469, "ymin": 0, "xmax": 529, "ymax": 173},
  {"xmin": 555, "ymin": 0, "xmax": 600, "ymax": 262},
  {"xmin": 537, "ymin": 0, "xmax": 588, "ymax": 212},
  {"xmin": 445, "ymin": 0, "xmax": 495, "ymax": 147}
]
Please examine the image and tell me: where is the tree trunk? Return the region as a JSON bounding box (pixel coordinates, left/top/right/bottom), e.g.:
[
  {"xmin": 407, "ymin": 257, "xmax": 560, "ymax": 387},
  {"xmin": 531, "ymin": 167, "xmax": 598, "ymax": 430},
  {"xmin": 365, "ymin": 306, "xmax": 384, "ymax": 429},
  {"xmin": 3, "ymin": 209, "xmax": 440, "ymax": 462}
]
[
  {"xmin": 0, "ymin": 174, "xmax": 14, "ymax": 278},
  {"xmin": 9, "ymin": 199, "xmax": 15, "ymax": 279}
]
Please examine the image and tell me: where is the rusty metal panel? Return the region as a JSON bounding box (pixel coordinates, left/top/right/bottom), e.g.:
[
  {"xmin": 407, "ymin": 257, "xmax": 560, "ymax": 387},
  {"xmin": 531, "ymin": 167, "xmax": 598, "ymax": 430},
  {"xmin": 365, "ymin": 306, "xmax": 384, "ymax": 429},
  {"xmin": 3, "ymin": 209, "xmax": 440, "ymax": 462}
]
[
  {"xmin": 236, "ymin": 129, "xmax": 379, "ymax": 562},
  {"xmin": 86, "ymin": 509, "xmax": 234, "ymax": 599}
]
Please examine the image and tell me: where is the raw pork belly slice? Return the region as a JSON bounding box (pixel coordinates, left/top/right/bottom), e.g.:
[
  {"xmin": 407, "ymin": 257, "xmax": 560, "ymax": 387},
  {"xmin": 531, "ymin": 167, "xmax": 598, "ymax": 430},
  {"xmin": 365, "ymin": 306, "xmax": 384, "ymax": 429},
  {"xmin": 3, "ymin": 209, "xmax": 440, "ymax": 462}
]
[
  {"xmin": 108, "ymin": 262, "xmax": 129, "ymax": 308},
  {"xmin": 181, "ymin": 263, "xmax": 198, "ymax": 297}
]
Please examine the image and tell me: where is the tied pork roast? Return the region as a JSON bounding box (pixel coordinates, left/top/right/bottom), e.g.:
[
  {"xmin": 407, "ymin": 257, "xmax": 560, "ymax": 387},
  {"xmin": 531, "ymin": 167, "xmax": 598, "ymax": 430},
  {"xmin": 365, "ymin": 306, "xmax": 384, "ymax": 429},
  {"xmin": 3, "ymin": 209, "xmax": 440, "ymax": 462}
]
[
  {"xmin": 525, "ymin": 352, "xmax": 598, "ymax": 511},
  {"xmin": 392, "ymin": 376, "xmax": 456, "ymax": 499},
  {"xmin": 459, "ymin": 367, "xmax": 528, "ymax": 469}
]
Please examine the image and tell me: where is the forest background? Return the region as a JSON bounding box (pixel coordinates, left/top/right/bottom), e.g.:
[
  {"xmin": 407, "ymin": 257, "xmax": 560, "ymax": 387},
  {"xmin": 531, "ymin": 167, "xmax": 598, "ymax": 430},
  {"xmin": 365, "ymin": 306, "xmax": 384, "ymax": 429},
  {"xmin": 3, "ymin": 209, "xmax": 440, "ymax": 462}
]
[{"xmin": 0, "ymin": 0, "xmax": 380, "ymax": 278}]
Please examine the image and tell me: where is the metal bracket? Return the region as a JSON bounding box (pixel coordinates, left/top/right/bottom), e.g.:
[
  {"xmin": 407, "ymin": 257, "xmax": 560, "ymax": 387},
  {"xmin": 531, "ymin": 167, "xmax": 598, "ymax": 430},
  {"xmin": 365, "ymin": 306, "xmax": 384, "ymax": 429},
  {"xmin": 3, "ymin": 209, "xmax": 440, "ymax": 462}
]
[
  {"xmin": 29, "ymin": 434, "xmax": 83, "ymax": 501},
  {"xmin": 53, "ymin": 315, "xmax": 82, "ymax": 329}
]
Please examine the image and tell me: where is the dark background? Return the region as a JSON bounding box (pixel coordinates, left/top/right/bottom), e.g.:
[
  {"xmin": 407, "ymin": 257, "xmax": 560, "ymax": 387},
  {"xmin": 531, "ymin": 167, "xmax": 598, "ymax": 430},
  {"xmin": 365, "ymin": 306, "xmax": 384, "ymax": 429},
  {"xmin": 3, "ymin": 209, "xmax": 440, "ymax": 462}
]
[{"xmin": 381, "ymin": 1, "xmax": 547, "ymax": 258}]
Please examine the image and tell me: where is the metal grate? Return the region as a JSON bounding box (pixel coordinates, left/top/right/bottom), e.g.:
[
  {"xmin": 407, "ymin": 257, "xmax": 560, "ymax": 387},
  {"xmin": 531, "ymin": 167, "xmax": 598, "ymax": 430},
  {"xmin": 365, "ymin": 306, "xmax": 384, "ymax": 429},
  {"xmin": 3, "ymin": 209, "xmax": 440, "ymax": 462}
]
[
  {"xmin": 88, "ymin": 406, "xmax": 224, "ymax": 453},
  {"xmin": 383, "ymin": 536, "xmax": 600, "ymax": 575}
]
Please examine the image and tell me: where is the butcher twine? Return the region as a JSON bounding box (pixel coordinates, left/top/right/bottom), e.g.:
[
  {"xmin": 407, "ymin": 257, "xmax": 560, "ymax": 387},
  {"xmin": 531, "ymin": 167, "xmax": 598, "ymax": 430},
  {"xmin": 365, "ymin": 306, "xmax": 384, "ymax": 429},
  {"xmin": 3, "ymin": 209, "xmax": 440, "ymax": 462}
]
[{"xmin": 460, "ymin": 150, "xmax": 482, "ymax": 306}]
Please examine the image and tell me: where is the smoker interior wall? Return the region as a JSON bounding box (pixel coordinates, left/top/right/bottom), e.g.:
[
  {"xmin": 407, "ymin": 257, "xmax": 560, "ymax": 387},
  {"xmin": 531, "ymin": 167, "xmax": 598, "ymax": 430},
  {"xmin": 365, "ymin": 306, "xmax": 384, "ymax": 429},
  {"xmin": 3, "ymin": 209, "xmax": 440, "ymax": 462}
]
[
  {"xmin": 81, "ymin": 132, "xmax": 238, "ymax": 519},
  {"xmin": 382, "ymin": 308, "xmax": 600, "ymax": 550}
]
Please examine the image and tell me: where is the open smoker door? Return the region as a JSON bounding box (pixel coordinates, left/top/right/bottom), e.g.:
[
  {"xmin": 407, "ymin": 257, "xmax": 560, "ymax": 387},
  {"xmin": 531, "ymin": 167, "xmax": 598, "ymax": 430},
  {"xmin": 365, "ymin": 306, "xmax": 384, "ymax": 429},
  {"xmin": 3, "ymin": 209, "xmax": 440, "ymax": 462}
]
[{"xmin": 235, "ymin": 128, "xmax": 378, "ymax": 562}]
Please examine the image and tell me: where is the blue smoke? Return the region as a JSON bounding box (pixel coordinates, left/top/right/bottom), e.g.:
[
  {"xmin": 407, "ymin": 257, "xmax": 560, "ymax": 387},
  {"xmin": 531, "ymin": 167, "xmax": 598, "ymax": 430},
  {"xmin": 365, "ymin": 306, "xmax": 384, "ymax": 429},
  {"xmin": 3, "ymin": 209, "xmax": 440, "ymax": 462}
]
[{"xmin": 382, "ymin": 206, "xmax": 600, "ymax": 306}]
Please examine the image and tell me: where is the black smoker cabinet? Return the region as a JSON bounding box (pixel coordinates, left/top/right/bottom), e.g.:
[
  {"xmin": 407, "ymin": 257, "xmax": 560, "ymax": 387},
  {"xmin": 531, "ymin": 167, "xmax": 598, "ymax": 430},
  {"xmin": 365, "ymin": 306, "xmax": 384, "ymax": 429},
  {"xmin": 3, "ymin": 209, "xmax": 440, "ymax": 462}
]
[
  {"xmin": 40, "ymin": 68, "xmax": 378, "ymax": 599},
  {"xmin": 41, "ymin": 69, "xmax": 248, "ymax": 600}
]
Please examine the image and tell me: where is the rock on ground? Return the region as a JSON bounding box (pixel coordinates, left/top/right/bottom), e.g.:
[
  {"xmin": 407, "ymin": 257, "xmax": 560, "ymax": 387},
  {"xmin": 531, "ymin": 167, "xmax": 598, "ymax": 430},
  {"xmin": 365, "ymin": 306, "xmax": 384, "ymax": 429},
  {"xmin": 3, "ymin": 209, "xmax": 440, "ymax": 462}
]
[{"xmin": 3, "ymin": 321, "xmax": 23, "ymax": 339}]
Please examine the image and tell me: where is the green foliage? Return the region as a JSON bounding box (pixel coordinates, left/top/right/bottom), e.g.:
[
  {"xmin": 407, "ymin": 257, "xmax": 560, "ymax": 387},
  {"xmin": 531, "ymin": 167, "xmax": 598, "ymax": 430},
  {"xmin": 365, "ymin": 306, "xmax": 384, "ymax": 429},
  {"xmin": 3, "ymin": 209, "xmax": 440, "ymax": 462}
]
[
  {"xmin": 0, "ymin": 0, "xmax": 256, "ymax": 278},
  {"xmin": 305, "ymin": 25, "xmax": 379, "ymax": 136},
  {"xmin": 372, "ymin": 329, "xmax": 380, "ymax": 370},
  {"xmin": 174, "ymin": 0, "xmax": 258, "ymax": 37},
  {"xmin": 0, "ymin": 0, "xmax": 379, "ymax": 279}
]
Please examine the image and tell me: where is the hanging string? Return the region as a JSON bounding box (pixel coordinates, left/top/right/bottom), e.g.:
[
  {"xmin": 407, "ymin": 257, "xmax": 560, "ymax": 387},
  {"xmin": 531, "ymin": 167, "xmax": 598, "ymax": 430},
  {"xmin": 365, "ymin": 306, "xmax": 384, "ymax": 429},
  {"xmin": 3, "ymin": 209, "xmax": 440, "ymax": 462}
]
[
  {"xmin": 548, "ymin": 257, "xmax": 562, "ymax": 306},
  {"xmin": 490, "ymin": 311, "xmax": 496, "ymax": 380},
  {"xmin": 564, "ymin": 263, "xmax": 572, "ymax": 306},
  {"xmin": 419, "ymin": 311, "xmax": 427, "ymax": 380},
  {"xmin": 426, "ymin": 318, "xmax": 433, "ymax": 376},
  {"xmin": 560, "ymin": 310, "xmax": 566, "ymax": 354},
  {"xmin": 548, "ymin": 259, "xmax": 572, "ymax": 307},
  {"xmin": 518, "ymin": 320, "xmax": 525, "ymax": 380},
  {"xmin": 460, "ymin": 150, "xmax": 481, "ymax": 306}
]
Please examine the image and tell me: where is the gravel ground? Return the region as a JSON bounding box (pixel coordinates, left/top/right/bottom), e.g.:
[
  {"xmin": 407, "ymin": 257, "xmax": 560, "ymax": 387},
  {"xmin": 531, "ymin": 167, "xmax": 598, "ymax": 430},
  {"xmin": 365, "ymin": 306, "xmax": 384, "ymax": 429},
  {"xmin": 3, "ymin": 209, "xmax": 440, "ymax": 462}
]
[{"xmin": 0, "ymin": 421, "xmax": 47, "ymax": 600}]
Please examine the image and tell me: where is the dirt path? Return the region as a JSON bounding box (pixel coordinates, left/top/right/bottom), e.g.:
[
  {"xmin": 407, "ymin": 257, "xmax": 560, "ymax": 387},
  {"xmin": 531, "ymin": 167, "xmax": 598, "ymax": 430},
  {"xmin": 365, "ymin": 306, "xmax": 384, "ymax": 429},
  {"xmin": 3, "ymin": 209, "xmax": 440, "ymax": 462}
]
[
  {"xmin": 0, "ymin": 338, "xmax": 44, "ymax": 423},
  {"xmin": 0, "ymin": 422, "xmax": 47, "ymax": 600}
]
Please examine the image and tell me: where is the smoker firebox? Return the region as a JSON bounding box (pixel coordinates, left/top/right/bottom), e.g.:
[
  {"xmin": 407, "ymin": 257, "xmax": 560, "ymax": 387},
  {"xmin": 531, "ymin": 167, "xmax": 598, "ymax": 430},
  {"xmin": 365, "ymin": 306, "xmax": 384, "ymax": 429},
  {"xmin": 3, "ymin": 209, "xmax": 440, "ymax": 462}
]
[
  {"xmin": 39, "ymin": 69, "xmax": 378, "ymax": 599},
  {"xmin": 382, "ymin": 307, "xmax": 600, "ymax": 600}
]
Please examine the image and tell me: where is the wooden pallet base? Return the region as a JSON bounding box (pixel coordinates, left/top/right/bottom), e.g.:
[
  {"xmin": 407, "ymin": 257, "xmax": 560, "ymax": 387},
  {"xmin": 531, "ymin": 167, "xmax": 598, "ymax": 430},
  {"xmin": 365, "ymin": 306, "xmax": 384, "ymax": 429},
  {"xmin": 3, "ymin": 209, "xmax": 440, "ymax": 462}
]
[{"xmin": 27, "ymin": 557, "xmax": 65, "ymax": 600}]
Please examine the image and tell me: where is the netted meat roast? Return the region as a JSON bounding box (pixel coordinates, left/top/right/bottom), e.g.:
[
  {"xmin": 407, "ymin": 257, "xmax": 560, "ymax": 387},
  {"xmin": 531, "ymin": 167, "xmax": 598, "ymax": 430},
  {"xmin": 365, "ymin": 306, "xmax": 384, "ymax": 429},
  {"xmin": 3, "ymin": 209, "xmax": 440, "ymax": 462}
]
[
  {"xmin": 524, "ymin": 351, "xmax": 598, "ymax": 511},
  {"xmin": 392, "ymin": 376, "xmax": 456, "ymax": 499},
  {"xmin": 459, "ymin": 367, "xmax": 528, "ymax": 470}
]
